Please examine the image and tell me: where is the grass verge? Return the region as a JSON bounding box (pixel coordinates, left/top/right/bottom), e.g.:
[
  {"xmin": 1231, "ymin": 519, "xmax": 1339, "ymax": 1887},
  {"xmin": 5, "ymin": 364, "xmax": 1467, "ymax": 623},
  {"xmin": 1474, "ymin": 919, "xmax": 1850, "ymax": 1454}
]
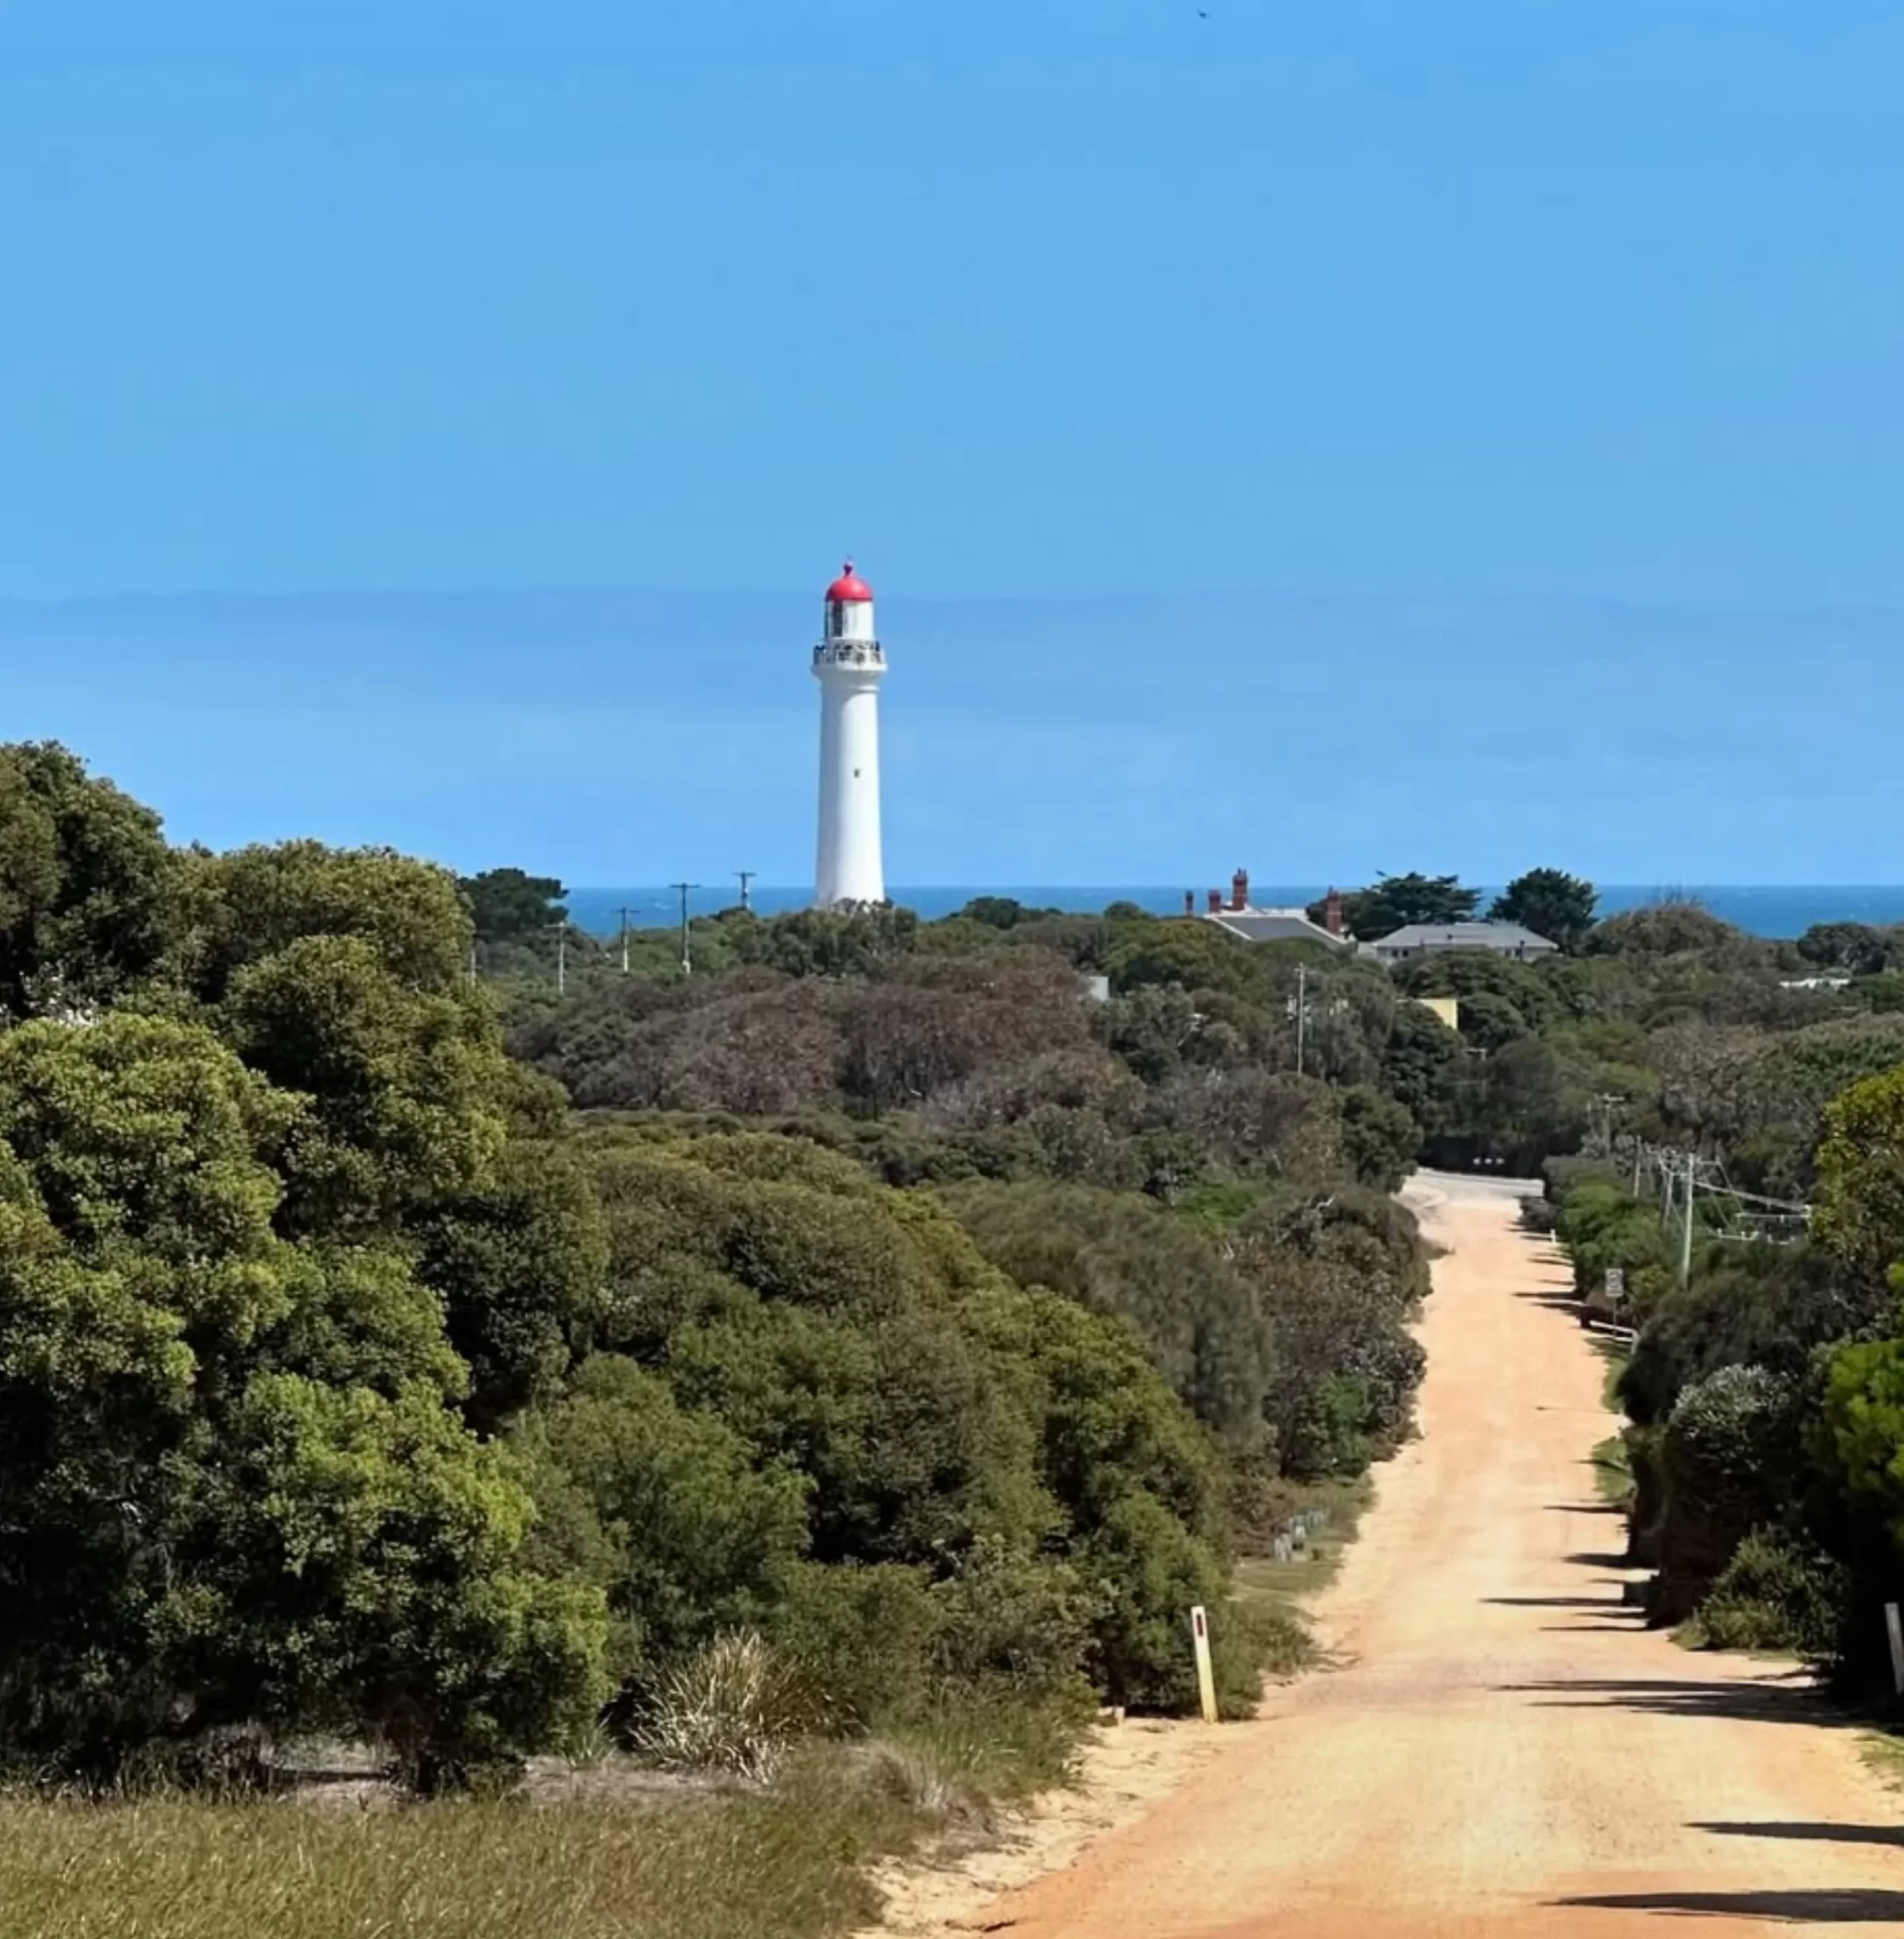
[
  {"xmin": 0, "ymin": 1706, "xmax": 1075, "ymax": 1939},
  {"xmin": 1590, "ymin": 1338, "xmax": 1636, "ymax": 1511},
  {"xmin": 1862, "ymin": 1730, "xmax": 1904, "ymax": 1795},
  {"xmin": 1231, "ymin": 1475, "xmax": 1371, "ymax": 1673}
]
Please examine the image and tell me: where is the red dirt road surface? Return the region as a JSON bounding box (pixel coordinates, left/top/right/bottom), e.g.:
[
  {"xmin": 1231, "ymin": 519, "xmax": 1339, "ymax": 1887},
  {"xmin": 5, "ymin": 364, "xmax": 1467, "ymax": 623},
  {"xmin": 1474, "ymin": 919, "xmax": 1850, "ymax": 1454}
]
[{"xmin": 964, "ymin": 1172, "xmax": 1904, "ymax": 1937}]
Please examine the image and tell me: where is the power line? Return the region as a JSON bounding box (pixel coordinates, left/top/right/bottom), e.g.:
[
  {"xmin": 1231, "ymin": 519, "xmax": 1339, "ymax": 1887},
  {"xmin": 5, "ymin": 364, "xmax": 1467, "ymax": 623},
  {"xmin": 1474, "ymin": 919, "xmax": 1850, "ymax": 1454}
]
[{"xmin": 1623, "ymin": 1138, "xmax": 1811, "ymax": 1284}]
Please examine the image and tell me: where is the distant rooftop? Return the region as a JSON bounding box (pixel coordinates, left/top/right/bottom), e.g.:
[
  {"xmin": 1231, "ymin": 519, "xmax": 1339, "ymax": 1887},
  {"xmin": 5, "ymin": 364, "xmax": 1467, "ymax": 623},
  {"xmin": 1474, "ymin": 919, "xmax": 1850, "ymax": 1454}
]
[
  {"xmin": 1206, "ymin": 907, "xmax": 1349, "ymax": 948},
  {"xmin": 1364, "ymin": 920, "xmax": 1559, "ymax": 960}
]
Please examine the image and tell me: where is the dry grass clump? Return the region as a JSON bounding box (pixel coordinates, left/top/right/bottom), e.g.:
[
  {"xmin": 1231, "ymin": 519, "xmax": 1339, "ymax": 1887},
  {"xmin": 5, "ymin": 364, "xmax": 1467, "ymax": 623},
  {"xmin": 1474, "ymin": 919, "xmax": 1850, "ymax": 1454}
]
[{"xmin": 631, "ymin": 1631, "xmax": 822, "ymax": 1784}]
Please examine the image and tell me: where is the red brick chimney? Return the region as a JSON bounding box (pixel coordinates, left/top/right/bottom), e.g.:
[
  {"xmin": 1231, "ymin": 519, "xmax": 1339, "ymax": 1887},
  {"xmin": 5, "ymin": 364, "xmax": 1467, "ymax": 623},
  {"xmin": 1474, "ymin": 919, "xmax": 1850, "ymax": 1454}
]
[
  {"xmin": 1206, "ymin": 888, "xmax": 1223, "ymax": 915},
  {"xmin": 1324, "ymin": 887, "xmax": 1344, "ymax": 937},
  {"xmin": 1231, "ymin": 869, "xmax": 1249, "ymax": 912}
]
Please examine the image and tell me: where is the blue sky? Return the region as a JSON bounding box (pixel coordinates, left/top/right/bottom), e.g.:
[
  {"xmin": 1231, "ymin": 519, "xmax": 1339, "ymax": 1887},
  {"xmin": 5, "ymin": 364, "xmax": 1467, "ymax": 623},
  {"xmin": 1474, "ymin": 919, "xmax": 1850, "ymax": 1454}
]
[{"xmin": 0, "ymin": 2, "xmax": 1899, "ymax": 882}]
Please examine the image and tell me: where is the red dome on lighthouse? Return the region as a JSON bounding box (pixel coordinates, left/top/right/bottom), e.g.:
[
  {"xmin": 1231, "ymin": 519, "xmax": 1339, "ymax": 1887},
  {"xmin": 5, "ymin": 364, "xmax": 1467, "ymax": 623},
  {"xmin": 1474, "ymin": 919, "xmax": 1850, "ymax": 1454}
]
[{"xmin": 825, "ymin": 561, "xmax": 874, "ymax": 603}]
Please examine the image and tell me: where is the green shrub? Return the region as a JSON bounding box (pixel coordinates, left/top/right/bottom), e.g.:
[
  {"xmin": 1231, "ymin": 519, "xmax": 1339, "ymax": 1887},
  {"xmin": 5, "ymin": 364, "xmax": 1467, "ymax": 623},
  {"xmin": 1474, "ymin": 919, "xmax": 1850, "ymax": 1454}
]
[
  {"xmin": 939, "ymin": 1178, "xmax": 1272, "ymax": 1444},
  {"xmin": 1698, "ymin": 1530, "xmax": 1846, "ymax": 1659},
  {"xmin": 1282, "ymin": 1372, "xmax": 1373, "ymax": 1480},
  {"xmin": 926, "ymin": 1541, "xmax": 1100, "ymax": 1706},
  {"xmin": 767, "ymin": 1562, "xmax": 945, "ymax": 1731},
  {"xmin": 1210, "ymin": 1599, "xmax": 1313, "ymax": 1716},
  {"xmin": 1625, "ymin": 1422, "xmax": 1665, "ymax": 1567},
  {"xmin": 1078, "ymin": 1491, "xmax": 1230, "ymax": 1711},
  {"xmin": 1652, "ymin": 1366, "xmax": 1803, "ymax": 1624},
  {"xmin": 516, "ymin": 1355, "xmax": 810, "ymax": 1683}
]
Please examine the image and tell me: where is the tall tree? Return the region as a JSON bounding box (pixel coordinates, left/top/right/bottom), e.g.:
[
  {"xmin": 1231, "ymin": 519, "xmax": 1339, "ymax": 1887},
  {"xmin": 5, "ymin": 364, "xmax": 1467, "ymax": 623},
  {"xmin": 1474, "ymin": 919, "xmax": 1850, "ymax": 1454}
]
[
  {"xmin": 0, "ymin": 742, "xmax": 186, "ymax": 1017},
  {"xmin": 196, "ymin": 841, "xmax": 473, "ymax": 998},
  {"xmin": 0, "ymin": 1011, "xmax": 605, "ymax": 1787},
  {"xmin": 461, "ymin": 867, "xmax": 570, "ymax": 944},
  {"xmin": 1489, "ymin": 867, "xmax": 1598, "ymax": 951},
  {"xmin": 1309, "ymin": 873, "xmax": 1480, "ymax": 941},
  {"xmin": 1796, "ymin": 922, "xmax": 1897, "ymax": 976}
]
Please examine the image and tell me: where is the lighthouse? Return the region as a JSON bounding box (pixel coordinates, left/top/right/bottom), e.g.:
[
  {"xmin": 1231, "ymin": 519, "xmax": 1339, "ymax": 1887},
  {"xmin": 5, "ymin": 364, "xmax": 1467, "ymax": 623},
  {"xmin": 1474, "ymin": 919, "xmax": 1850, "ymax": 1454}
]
[{"xmin": 812, "ymin": 560, "xmax": 888, "ymax": 907}]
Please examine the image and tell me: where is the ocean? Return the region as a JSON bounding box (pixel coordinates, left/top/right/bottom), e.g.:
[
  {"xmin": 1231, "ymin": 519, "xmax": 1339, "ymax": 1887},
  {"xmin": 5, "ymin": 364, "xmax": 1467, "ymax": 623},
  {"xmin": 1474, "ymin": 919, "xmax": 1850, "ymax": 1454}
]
[{"xmin": 567, "ymin": 885, "xmax": 1904, "ymax": 942}]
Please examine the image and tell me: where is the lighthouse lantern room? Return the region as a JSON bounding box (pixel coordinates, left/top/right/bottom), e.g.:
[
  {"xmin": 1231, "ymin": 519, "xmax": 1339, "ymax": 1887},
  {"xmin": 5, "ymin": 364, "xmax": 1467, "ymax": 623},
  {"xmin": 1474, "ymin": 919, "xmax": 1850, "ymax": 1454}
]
[{"xmin": 812, "ymin": 561, "xmax": 888, "ymax": 907}]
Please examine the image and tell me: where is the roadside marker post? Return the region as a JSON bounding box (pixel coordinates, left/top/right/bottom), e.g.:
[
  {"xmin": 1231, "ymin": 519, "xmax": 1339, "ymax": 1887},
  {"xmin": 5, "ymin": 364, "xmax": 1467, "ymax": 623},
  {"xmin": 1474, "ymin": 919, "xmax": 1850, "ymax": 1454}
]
[
  {"xmin": 1886, "ymin": 1604, "xmax": 1904, "ymax": 1697},
  {"xmin": 1190, "ymin": 1606, "xmax": 1219, "ymax": 1724}
]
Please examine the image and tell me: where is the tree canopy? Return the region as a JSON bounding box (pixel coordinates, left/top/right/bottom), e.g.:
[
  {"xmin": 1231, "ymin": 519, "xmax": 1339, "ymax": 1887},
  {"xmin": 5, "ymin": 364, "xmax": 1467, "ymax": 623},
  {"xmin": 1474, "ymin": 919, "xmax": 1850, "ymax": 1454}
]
[
  {"xmin": 1489, "ymin": 867, "xmax": 1598, "ymax": 951},
  {"xmin": 1308, "ymin": 873, "xmax": 1481, "ymax": 941},
  {"xmin": 461, "ymin": 867, "xmax": 570, "ymax": 944}
]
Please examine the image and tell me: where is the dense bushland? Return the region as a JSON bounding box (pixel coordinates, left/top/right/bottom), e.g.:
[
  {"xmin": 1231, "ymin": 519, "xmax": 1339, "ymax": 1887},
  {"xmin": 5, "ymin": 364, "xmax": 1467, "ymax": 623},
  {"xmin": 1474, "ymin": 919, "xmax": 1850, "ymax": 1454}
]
[
  {"xmin": 0, "ymin": 745, "xmax": 1428, "ymax": 1809},
  {"xmin": 1543, "ymin": 1055, "xmax": 1904, "ymax": 1693},
  {"xmin": 500, "ymin": 869, "xmax": 1904, "ymax": 1715}
]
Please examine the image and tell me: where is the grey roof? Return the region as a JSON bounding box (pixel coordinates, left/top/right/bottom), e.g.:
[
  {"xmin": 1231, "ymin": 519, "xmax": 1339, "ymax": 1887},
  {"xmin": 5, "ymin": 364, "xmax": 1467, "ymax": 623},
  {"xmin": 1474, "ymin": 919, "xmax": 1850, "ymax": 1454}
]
[
  {"xmin": 1365, "ymin": 920, "xmax": 1559, "ymax": 952},
  {"xmin": 1204, "ymin": 909, "xmax": 1350, "ymax": 947}
]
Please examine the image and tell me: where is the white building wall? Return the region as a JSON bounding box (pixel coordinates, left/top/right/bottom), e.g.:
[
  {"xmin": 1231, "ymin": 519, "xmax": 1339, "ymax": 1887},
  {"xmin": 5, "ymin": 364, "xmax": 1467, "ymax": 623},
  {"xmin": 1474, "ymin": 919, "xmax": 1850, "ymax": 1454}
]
[{"xmin": 814, "ymin": 663, "xmax": 885, "ymax": 906}]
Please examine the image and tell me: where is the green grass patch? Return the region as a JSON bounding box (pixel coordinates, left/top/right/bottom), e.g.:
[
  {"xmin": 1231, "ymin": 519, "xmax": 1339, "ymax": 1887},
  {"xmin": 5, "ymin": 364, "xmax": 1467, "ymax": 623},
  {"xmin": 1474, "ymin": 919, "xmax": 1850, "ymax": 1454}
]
[
  {"xmin": 0, "ymin": 1713, "xmax": 1077, "ymax": 1939},
  {"xmin": 1590, "ymin": 1432, "xmax": 1634, "ymax": 1510},
  {"xmin": 1231, "ymin": 1475, "xmax": 1370, "ymax": 1674},
  {"xmin": 1862, "ymin": 1731, "xmax": 1904, "ymax": 1795},
  {"xmin": 1588, "ymin": 1337, "xmax": 1637, "ymax": 1510},
  {"xmin": 1593, "ymin": 1336, "xmax": 1631, "ymax": 1415}
]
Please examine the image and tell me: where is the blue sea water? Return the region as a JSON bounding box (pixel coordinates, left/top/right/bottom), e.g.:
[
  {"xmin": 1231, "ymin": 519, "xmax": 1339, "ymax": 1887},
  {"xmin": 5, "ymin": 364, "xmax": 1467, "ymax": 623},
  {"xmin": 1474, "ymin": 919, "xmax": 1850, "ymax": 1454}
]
[{"xmin": 568, "ymin": 885, "xmax": 1904, "ymax": 942}]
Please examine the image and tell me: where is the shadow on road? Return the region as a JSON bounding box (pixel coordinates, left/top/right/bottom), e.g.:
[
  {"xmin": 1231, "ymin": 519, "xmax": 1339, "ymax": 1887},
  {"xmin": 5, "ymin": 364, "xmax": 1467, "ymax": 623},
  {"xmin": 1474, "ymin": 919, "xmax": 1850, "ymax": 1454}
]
[
  {"xmin": 1694, "ymin": 1821, "xmax": 1904, "ymax": 1851},
  {"xmin": 1555, "ymin": 1887, "xmax": 1904, "ymax": 1921},
  {"xmin": 1483, "ymin": 1594, "xmax": 1625, "ymax": 1610},
  {"xmin": 1517, "ymin": 1288, "xmax": 1584, "ymax": 1314},
  {"xmin": 1504, "ymin": 1674, "xmax": 1849, "ymax": 1730}
]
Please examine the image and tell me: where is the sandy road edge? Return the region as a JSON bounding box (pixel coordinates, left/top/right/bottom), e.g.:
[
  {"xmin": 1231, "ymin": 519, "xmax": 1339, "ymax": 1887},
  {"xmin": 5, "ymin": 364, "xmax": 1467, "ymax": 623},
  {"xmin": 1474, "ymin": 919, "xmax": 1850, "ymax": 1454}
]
[
  {"xmin": 851, "ymin": 1176, "xmax": 1463, "ymax": 1939},
  {"xmin": 851, "ymin": 1712, "xmax": 1234, "ymax": 1939}
]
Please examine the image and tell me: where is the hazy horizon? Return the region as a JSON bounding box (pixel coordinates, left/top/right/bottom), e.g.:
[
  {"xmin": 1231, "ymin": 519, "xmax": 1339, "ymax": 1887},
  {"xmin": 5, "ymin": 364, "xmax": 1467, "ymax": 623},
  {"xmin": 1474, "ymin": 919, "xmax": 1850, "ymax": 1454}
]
[{"xmin": 1, "ymin": 582, "xmax": 1896, "ymax": 888}]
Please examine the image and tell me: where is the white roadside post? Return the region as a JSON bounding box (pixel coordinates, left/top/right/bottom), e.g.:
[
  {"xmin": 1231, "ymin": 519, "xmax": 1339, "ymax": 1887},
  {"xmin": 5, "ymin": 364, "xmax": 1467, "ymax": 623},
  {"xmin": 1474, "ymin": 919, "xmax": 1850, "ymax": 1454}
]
[
  {"xmin": 1190, "ymin": 1606, "xmax": 1219, "ymax": 1724},
  {"xmin": 1886, "ymin": 1603, "xmax": 1904, "ymax": 1697}
]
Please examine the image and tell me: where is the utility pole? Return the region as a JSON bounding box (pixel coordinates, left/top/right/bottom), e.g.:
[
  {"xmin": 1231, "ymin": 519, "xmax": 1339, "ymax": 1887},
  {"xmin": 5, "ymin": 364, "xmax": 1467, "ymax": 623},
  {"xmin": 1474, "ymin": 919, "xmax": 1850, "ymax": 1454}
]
[
  {"xmin": 1678, "ymin": 1151, "xmax": 1698, "ymax": 1288},
  {"xmin": 548, "ymin": 920, "xmax": 568, "ymax": 998},
  {"xmin": 617, "ymin": 906, "xmax": 633, "ymax": 975},
  {"xmin": 736, "ymin": 870, "xmax": 756, "ymax": 913},
  {"xmin": 670, "ymin": 882, "xmax": 699, "ymax": 977},
  {"xmin": 467, "ymin": 938, "xmax": 478, "ymax": 987},
  {"xmin": 1294, "ymin": 964, "xmax": 1309, "ymax": 1077}
]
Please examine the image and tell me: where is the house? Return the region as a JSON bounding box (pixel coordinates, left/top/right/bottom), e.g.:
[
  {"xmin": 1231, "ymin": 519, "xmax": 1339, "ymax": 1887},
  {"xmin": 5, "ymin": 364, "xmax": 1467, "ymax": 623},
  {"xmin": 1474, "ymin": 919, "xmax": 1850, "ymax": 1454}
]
[
  {"xmin": 1194, "ymin": 871, "xmax": 1353, "ymax": 949},
  {"xmin": 1361, "ymin": 920, "xmax": 1559, "ymax": 966}
]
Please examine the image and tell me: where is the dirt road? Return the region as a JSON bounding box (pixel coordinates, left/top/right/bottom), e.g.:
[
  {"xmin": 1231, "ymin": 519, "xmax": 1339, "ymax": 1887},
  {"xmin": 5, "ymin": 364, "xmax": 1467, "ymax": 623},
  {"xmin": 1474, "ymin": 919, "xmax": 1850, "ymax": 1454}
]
[{"xmin": 962, "ymin": 1172, "xmax": 1904, "ymax": 1937}]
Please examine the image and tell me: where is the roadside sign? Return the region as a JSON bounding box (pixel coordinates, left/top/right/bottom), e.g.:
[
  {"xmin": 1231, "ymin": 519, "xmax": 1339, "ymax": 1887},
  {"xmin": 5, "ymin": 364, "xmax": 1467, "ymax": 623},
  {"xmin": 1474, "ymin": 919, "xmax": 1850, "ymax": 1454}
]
[{"xmin": 1190, "ymin": 1606, "xmax": 1218, "ymax": 1724}]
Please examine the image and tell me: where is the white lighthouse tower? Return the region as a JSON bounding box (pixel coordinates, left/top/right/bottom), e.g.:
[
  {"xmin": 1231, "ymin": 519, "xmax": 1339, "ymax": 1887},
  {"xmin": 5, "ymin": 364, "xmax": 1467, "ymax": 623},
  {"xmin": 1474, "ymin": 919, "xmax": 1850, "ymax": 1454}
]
[{"xmin": 812, "ymin": 560, "xmax": 888, "ymax": 907}]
